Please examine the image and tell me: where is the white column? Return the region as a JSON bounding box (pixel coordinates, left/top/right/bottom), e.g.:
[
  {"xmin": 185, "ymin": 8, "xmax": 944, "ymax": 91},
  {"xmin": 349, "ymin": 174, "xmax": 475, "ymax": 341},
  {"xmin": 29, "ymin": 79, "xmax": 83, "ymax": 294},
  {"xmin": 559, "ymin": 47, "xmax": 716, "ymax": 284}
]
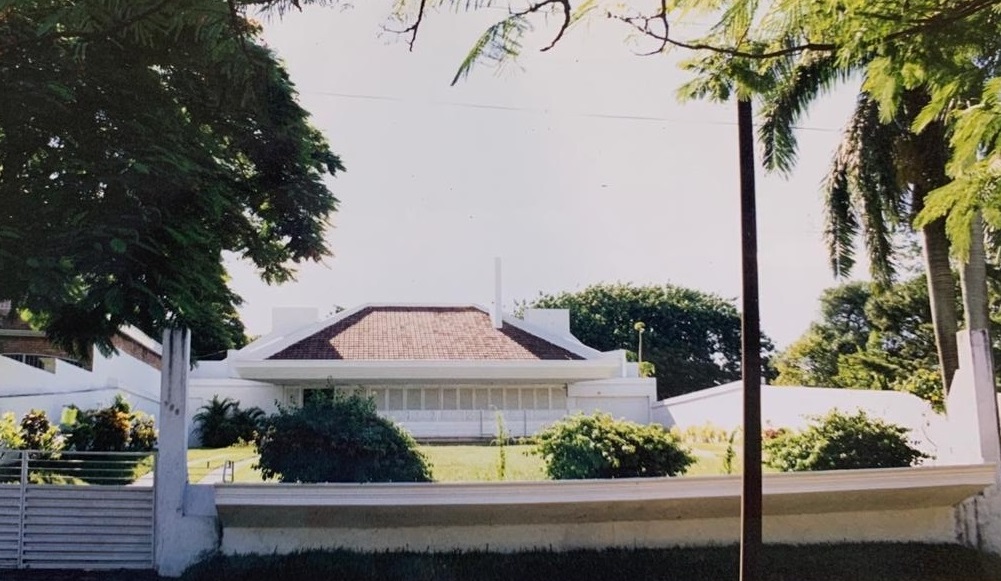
[{"xmin": 154, "ymin": 328, "xmax": 190, "ymax": 574}]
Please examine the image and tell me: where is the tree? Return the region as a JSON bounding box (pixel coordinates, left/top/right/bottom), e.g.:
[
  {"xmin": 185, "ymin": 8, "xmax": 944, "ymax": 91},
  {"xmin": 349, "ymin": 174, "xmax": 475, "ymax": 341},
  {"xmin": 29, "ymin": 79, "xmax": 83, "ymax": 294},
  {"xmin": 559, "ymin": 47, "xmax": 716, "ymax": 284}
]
[
  {"xmin": 774, "ymin": 277, "xmax": 940, "ymax": 390},
  {"xmin": 0, "ymin": 1, "xmax": 343, "ymax": 358},
  {"xmin": 524, "ymin": 283, "xmax": 775, "ymax": 399}
]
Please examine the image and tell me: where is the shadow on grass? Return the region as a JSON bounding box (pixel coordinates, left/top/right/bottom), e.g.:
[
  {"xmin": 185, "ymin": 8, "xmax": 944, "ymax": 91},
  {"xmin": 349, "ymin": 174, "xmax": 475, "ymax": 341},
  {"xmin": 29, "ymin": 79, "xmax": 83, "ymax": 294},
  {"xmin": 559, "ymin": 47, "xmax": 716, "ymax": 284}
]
[{"xmin": 181, "ymin": 544, "xmax": 1001, "ymax": 581}]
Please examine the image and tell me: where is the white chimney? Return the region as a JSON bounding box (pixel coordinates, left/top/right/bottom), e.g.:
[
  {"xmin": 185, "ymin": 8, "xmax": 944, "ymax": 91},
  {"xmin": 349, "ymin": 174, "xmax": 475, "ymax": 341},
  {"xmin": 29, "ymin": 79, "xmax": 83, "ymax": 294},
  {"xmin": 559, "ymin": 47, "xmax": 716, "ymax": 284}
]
[
  {"xmin": 270, "ymin": 307, "xmax": 319, "ymax": 335},
  {"xmin": 523, "ymin": 308, "xmax": 572, "ymax": 337},
  {"xmin": 492, "ymin": 257, "xmax": 503, "ymax": 329}
]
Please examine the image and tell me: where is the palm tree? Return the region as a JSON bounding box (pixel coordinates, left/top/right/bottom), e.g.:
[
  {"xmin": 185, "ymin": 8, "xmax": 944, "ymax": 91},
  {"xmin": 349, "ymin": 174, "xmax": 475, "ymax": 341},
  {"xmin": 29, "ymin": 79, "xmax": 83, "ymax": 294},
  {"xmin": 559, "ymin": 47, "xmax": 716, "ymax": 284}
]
[
  {"xmin": 192, "ymin": 396, "xmax": 239, "ymax": 448},
  {"xmin": 758, "ymin": 57, "xmax": 962, "ymax": 391}
]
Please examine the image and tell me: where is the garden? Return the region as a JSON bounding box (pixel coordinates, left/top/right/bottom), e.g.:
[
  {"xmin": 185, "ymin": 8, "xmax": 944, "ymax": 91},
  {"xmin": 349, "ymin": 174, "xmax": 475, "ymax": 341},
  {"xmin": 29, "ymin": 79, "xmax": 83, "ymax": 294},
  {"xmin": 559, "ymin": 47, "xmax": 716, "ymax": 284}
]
[
  {"xmin": 0, "ymin": 397, "xmax": 157, "ymax": 484},
  {"xmin": 189, "ymin": 393, "xmax": 932, "ymax": 484}
]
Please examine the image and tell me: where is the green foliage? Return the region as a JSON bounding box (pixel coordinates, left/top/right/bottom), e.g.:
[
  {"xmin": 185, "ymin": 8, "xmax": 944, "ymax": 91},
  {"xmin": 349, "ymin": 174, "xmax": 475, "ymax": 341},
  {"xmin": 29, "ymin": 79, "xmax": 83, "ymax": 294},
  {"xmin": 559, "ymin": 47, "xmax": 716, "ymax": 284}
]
[
  {"xmin": 773, "ymin": 277, "xmax": 962, "ymax": 404},
  {"xmin": 0, "ymin": 0, "xmax": 343, "ymax": 358},
  {"xmin": 524, "ymin": 283, "xmax": 775, "ymax": 399},
  {"xmin": 62, "ymin": 395, "xmax": 157, "ymax": 453},
  {"xmin": 194, "ymin": 396, "xmax": 265, "ymax": 448},
  {"xmin": 493, "ymin": 412, "xmax": 508, "ymax": 480},
  {"xmin": 722, "ymin": 429, "xmax": 738, "ymax": 475},
  {"xmin": 19, "ymin": 409, "xmax": 63, "ymax": 451},
  {"xmin": 255, "ymin": 390, "xmax": 432, "ymax": 483},
  {"xmin": 763, "ymin": 409, "xmax": 929, "ymax": 472},
  {"xmin": 534, "ymin": 413, "xmax": 695, "ymax": 479},
  {"xmin": 0, "ymin": 412, "xmax": 24, "ymax": 449},
  {"xmin": 892, "ymin": 368, "xmax": 946, "ymax": 413}
]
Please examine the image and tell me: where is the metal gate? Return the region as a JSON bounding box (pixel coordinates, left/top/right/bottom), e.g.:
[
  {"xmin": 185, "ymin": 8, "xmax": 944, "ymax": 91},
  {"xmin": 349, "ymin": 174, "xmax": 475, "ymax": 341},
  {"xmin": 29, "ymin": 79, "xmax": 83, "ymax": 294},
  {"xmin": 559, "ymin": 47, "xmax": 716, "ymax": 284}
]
[{"xmin": 0, "ymin": 449, "xmax": 155, "ymax": 570}]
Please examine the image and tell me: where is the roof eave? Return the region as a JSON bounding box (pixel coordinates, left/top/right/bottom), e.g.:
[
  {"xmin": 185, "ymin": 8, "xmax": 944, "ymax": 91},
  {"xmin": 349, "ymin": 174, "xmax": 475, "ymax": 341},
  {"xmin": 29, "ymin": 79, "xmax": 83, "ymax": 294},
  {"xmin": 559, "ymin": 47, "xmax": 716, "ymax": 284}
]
[{"xmin": 231, "ymin": 359, "xmax": 622, "ymax": 383}]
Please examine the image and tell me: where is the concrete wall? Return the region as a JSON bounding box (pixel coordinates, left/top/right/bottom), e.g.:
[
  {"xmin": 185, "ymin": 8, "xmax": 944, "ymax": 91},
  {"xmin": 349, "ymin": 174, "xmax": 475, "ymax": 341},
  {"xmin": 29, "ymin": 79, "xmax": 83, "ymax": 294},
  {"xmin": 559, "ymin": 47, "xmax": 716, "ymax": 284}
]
[
  {"xmin": 0, "ymin": 349, "xmax": 160, "ymax": 420},
  {"xmin": 221, "ymin": 507, "xmax": 957, "ymax": 556}
]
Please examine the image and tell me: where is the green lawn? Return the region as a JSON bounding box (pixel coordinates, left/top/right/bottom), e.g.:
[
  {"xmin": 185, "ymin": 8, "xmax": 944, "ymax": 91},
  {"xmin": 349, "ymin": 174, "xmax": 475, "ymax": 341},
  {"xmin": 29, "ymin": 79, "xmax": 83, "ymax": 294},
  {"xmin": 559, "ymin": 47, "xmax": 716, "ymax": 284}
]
[
  {"xmin": 186, "ymin": 445, "xmax": 258, "ymax": 483},
  {"xmin": 180, "ymin": 544, "xmax": 1001, "ymax": 581},
  {"xmin": 188, "ymin": 441, "xmax": 748, "ymax": 483},
  {"xmin": 420, "ymin": 444, "xmax": 545, "ymax": 481}
]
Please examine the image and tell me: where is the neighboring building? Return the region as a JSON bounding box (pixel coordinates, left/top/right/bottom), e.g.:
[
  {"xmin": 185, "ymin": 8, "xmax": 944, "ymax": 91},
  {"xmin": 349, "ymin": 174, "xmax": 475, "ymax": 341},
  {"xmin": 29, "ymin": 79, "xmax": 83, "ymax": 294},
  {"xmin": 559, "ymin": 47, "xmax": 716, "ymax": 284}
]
[
  {"xmin": 0, "ymin": 303, "xmax": 162, "ymax": 421},
  {"xmin": 189, "ymin": 304, "xmax": 656, "ymax": 443}
]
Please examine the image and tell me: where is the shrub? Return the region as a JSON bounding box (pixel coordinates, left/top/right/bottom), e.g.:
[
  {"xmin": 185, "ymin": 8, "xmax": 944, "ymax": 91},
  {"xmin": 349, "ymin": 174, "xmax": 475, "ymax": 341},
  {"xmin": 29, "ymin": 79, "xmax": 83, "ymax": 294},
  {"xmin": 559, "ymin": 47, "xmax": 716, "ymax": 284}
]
[
  {"xmin": 194, "ymin": 396, "xmax": 265, "ymax": 448},
  {"xmin": 19, "ymin": 409, "xmax": 62, "ymax": 451},
  {"xmin": 0, "ymin": 412, "xmax": 25, "ymax": 449},
  {"xmin": 59, "ymin": 396, "xmax": 157, "ymax": 484},
  {"xmin": 255, "ymin": 390, "xmax": 432, "ymax": 483},
  {"xmin": 763, "ymin": 409, "xmax": 929, "ymax": 472},
  {"xmin": 533, "ymin": 413, "xmax": 695, "ymax": 479}
]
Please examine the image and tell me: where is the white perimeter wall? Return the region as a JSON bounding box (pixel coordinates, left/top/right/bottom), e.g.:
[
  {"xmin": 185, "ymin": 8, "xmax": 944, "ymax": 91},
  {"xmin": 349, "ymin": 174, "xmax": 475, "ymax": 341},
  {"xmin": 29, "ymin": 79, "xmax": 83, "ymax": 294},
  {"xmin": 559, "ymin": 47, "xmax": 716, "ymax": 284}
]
[
  {"xmin": 0, "ymin": 350, "xmax": 160, "ymax": 420},
  {"xmin": 652, "ymin": 382, "xmax": 948, "ymax": 461}
]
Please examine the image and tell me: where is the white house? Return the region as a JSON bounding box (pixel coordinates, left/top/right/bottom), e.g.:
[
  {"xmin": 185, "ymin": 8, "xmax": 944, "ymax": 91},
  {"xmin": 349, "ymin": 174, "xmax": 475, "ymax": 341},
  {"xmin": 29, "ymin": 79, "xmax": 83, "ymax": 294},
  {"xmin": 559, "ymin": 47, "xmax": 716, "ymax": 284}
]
[
  {"xmin": 188, "ymin": 304, "xmax": 657, "ymax": 443},
  {"xmin": 0, "ymin": 305, "xmax": 162, "ymax": 421}
]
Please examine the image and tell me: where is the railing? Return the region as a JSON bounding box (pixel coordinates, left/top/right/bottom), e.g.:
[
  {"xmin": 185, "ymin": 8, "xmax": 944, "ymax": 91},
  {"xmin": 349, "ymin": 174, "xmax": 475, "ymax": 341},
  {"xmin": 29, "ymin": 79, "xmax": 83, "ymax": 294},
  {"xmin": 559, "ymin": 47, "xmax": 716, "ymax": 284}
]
[
  {"xmin": 381, "ymin": 409, "xmax": 567, "ymax": 438},
  {"xmin": 0, "ymin": 449, "xmax": 156, "ymax": 486}
]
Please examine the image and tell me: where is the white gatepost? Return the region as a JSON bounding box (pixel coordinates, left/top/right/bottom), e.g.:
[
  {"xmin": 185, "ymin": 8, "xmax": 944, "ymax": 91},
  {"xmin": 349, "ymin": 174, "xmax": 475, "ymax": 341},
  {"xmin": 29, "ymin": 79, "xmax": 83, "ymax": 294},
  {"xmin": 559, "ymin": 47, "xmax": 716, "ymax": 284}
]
[
  {"xmin": 950, "ymin": 329, "xmax": 1001, "ymax": 554},
  {"xmin": 154, "ymin": 328, "xmax": 219, "ymax": 576}
]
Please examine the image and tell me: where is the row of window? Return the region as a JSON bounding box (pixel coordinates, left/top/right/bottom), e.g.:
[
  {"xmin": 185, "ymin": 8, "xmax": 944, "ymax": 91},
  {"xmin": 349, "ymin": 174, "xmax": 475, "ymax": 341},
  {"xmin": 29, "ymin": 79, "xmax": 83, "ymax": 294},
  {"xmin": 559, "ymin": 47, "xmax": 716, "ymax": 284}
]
[{"xmin": 301, "ymin": 386, "xmax": 568, "ymax": 411}]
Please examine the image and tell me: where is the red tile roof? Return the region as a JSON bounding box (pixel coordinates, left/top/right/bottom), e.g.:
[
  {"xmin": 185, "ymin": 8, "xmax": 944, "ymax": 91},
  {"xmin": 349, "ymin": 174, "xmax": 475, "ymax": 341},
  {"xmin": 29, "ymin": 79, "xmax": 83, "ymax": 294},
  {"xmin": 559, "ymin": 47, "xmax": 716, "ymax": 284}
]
[{"xmin": 268, "ymin": 306, "xmax": 583, "ymax": 361}]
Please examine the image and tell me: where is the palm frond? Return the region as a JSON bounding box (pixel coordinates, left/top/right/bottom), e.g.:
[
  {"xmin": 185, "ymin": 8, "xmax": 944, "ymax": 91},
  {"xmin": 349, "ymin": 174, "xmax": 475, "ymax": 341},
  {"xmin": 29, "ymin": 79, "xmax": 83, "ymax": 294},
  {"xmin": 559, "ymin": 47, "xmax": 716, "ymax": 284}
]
[
  {"xmin": 823, "ymin": 141, "xmax": 859, "ymax": 279},
  {"xmin": 450, "ymin": 15, "xmax": 531, "ymax": 86},
  {"xmin": 758, "ymin": 54, "xmax": 847, "ymax": 175},
  {"xmin": 823, "ymin": 95, "xmax": 905, "ymax": 285}
]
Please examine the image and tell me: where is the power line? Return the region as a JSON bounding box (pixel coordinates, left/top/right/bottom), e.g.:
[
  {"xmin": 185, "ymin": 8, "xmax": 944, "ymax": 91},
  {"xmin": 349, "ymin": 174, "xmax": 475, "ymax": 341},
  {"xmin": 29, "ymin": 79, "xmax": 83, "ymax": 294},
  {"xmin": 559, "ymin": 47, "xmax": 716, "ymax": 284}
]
[{"xmin": 302, "ymin": 90, "xmax": 840, "ymax": 132}]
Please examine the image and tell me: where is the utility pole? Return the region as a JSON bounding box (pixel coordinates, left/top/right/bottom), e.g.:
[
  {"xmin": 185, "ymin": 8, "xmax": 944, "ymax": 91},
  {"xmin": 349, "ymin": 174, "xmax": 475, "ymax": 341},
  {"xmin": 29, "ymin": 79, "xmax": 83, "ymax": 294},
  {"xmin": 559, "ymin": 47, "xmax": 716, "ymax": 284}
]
[{"xmin": 737, "ymin": 97, "xmax": 763, "ymax": 581}]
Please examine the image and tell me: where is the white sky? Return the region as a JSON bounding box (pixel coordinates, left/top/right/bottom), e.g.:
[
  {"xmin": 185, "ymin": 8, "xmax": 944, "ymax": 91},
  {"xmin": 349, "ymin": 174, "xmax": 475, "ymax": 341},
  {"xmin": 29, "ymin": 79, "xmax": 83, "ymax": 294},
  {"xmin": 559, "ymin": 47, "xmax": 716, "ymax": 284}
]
[{"xmin": 225, "ymin": 1, "xmax": 866, "ymax": 348}]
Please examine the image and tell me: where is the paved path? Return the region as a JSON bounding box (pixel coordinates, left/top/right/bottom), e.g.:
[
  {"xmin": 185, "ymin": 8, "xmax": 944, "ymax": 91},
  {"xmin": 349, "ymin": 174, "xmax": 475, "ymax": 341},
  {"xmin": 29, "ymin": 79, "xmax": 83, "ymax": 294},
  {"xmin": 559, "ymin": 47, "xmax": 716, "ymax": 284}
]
[{"xmin": 196, "ymin": 456, "xmax": 258, "ymax": 483}]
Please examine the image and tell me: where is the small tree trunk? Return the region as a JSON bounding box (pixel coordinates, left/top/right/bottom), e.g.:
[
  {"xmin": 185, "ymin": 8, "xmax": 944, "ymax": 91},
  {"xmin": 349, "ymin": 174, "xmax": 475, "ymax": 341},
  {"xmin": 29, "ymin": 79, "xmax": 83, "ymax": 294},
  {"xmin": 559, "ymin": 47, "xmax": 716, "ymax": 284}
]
[
  {"xmin": 923, "ymin": 217, "xmax": 959, "ymax": 392},
  {"xmin": 960, "ymin": 212, "xmax": 990, "ymax": 331}
]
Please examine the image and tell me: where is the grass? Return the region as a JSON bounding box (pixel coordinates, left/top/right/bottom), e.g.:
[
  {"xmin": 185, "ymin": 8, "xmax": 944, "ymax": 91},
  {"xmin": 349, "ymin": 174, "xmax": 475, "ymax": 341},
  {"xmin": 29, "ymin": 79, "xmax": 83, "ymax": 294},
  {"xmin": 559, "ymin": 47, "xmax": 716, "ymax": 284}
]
[
  {"xmin": 180, "ymin": 544, "xmax": 1001, "ymax": 581},
  {"xmin": 187, "ymin": 441, "xmax": 750, "ymax": 483},
  {"xmin": 420, "ymin": 444, "xmax": 545, "ymax": 481},
  {"xmin": 187, "ymin": 445, "xmax": 258, "ymax": 483}
]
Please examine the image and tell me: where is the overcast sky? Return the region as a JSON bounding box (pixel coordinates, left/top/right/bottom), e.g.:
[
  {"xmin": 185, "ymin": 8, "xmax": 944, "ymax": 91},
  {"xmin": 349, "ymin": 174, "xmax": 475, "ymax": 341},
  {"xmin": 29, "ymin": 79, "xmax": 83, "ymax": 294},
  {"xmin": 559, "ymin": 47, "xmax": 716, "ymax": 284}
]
[{"xmin": 224, "ymin": 1, "xmax": 866, "ymax": 348}]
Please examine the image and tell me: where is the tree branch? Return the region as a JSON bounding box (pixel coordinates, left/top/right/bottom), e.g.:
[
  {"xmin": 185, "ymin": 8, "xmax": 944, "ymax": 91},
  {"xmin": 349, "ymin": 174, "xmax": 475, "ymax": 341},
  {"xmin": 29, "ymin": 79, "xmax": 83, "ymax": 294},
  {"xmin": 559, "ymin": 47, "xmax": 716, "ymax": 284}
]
[
  {"xmin": 613, "ymin": 0, "xmax": 1001, "ymax": 61},
  {"xmin": 395, "ymin": 0, "xmax": 571, "ymax": 53}
]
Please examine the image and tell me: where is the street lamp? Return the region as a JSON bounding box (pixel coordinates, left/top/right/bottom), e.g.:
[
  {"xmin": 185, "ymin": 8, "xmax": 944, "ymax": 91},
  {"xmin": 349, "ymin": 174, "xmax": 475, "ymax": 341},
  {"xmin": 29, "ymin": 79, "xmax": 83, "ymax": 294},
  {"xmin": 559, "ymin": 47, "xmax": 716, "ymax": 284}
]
[{"xmin": 634, "ymin": 321, "xmax": 646, "ymax": 364}]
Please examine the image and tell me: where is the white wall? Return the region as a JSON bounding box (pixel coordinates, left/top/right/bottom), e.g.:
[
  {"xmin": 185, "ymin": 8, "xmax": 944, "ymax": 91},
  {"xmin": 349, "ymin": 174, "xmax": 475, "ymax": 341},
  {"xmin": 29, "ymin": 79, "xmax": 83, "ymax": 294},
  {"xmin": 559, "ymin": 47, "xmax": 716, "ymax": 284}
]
[
  {"xmin": 222, "ymin": 507, "xmax": 958, "ymax": 556},
  {"xmin": 567, "ymin": 378, "xmax": 656, "ymax": 424},
  {"xmin": 652, "ymin": 382, "xmax": 948, "ymax": 462},
  {"xmin": 0, "ymin": 351, "xmax": 160, "ymax": 421}
]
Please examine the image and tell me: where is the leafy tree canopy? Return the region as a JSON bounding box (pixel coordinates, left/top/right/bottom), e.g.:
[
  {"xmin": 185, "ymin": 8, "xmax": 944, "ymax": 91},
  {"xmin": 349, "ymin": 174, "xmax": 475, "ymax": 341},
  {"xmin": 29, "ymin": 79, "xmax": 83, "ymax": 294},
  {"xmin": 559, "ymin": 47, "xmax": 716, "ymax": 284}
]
[
  {"xmin": 775, "ymin": 273, "xmax": 1001, "ymax": 407},
  {"xmin": 524, "ymin": 282, "xmax": 775, "ymax": 399},
  {"xmin": 0, "ymin": 0, "xmax": 343, "ymax": 357}
]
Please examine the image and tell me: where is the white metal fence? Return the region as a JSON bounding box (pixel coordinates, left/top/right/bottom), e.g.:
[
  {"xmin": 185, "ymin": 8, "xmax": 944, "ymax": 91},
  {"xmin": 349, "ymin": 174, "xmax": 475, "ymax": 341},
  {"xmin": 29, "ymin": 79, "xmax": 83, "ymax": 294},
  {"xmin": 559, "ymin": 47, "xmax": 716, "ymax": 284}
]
[{"xmin": 0, "ymin": 449, "xmax": 155, "ymax": 570}]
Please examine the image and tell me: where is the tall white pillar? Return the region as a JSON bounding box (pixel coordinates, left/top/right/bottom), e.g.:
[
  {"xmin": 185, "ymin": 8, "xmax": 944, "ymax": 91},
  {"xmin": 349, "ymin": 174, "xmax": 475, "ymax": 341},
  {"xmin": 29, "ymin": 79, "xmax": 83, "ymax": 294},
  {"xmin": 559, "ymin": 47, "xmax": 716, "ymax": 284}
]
[{"xmin": 153, "ymin": 328, "xmax": 218, "ymax": 575}]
